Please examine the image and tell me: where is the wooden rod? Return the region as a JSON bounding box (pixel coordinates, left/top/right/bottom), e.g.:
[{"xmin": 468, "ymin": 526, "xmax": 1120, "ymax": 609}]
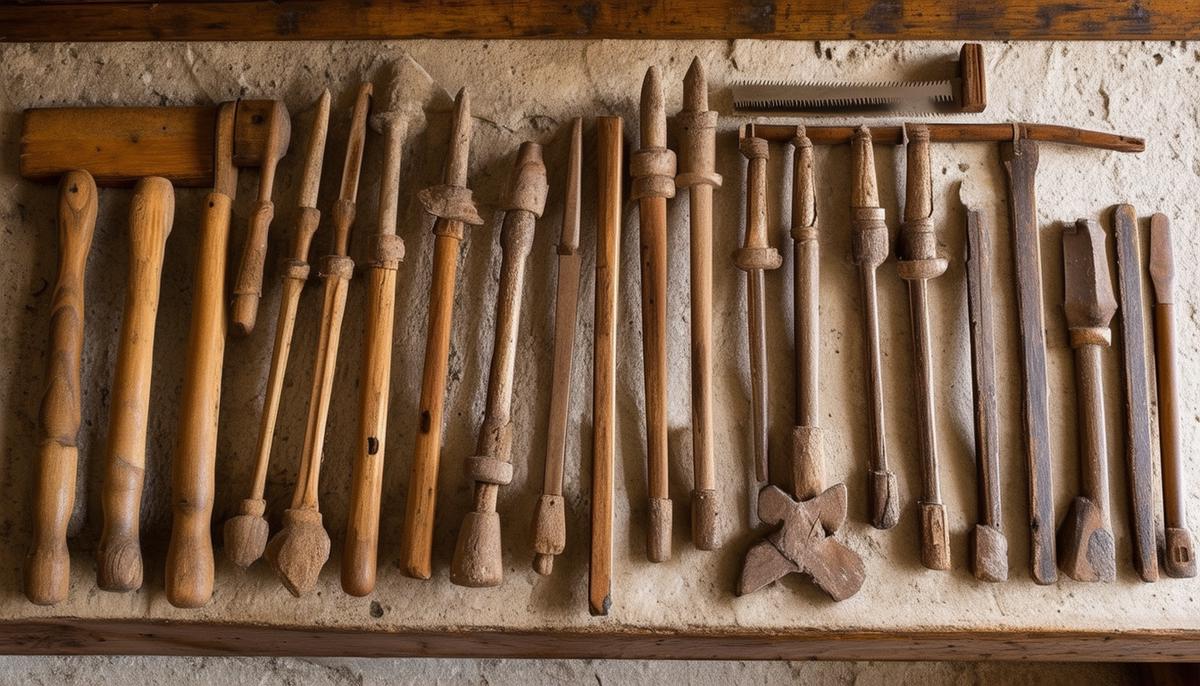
[{"xmin": 743, "ymin": 123, "xmax": 1144, "ymax": 153}]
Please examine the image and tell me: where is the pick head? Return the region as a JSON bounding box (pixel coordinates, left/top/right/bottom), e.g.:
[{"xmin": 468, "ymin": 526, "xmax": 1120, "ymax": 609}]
[
  {"xmin": 1149, "ymin": 212, "xmax": 1175, "ymax": 304},
  {"xmin": 442, "ymin": 88, "xmax": 473, "ymax": 188},
  {"xmin": 1062, "ymin": 218, "xmax": 1117, "ymax": 331},
  {"xmin": 640, "ymin": 66, "xmax": 667, "ymax": 150},
  {"xmin": 683, "ymin": 57, "xmax": 708, "ymax": 113}
]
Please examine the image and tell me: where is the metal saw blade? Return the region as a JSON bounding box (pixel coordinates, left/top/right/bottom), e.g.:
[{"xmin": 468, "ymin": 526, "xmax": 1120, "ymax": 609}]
[{"xmin": 732, "ymin": 79, "xmax": 956, "ymax": 114}]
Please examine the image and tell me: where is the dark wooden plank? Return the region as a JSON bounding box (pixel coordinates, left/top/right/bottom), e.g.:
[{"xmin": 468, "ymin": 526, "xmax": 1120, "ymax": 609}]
[
  {"xmin": 2, "ymin": 619, "xmax": 1200, "ymax": 660},
  {"xmin": 1, "ymin": 1, "xmax": 1198, "ymax": 42}
]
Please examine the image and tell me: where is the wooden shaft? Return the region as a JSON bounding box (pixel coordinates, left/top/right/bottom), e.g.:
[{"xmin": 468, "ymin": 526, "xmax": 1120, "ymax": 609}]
[
  {"xmin": 542, "ymin": 262, "xmax": 580, "ymax": 496},
  {"xmin": 638, "ymin": 197, "xmax": 670, "ymax": 503},
  {"xmin": 97, "ymin": 177, "xmax": 173, "ymax": 593},
  {"xmin": 26, "ymin": 170, "xmax": 97, "ymax": 606},
  {"xmin": 999, "ymin": 139, "xmax": 1057, "ymax": 585},
  {"xmin": 966, "ymin": 210, "xmax": 1001, "ymax": 528},
  {"xmin": 907, "ymin": 280, "xmax": 941, "ymax": 504},
  {"xmin": 163, "ymin": 189, "xmax": 230, "ymax": 608},
  {"xmin": 747, "ymin": 270, "xmax": 769, "ymax": 482},
  {"xmin": 742, "ymin": 123, "xmax": 1144, "ymax": 153},
  {"xmin": 791, "ymin": 135, "xmax": 818, "ymax": 428},
  {"xmin": 400, "ymin": 227, "xmax": 463, "ymax": 580},
  {"xmin": 1155, "ymin": 303, "xmax": 1186, "ymax": 527},
  {"xmin": 689, "ymin": 184, "xmax": 715, "ymax": 491},
  {"xmin": 858, "ymin": 267, "xmax": 887, "ymax": 474},
  {"xmin": 590, "ymin": 115, "xmax": 621, "ymax": 616},
  {"xmin": 1073, "ymin": 343, "xmax": 1110, "ymax": 524}
]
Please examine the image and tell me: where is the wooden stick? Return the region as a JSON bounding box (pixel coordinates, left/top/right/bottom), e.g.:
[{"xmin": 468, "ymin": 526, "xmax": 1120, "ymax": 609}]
[
  {"xmin": 1112, "ymin": 204, "xmax": 1159, "ymax": 582},
  {"xmin": 790, "ymin": 129, "xmax": 820, "ymax": 494},
  {"xmin": 848, "ymin": 126, "xmax": 898, "ymax": 531},
  {"xmin": 633, "ymin": 66, "xmax": 676, "ymax": 563},
  {"xmin": 1058, "ymin": 218, "xmax": 1117, "ymax": 583},
  {"xmin": 451, "ymin": 142, "xmax": 547, "ymax": 588},
  {"xmin": 224, "ymin": 90, "xmax": 330, "ymax": 570},
  {"xmin": 898, "ymin": 125, "xmax": 950, "ymax": 570},
  {"xmin": 399, "ymin": 88, "xmax": 483, "ymax": 580},
  {"xmin": 1000, "ymin": 139, "xmax": 1057, "ymax": 585},
  {"xmin": 230, "ymin": 100, "xmax": 292, "ymax": 336},
  {"xmin": 1149, "ymin": 212, "xmax": 1197, "ymax": 578},
  {"xmin": 532, "ymin": 118, "xmax": 582, "ymax": 576},
  {"xmin": 591, "ymin": 115, "xmax": 621, "ymax": 616},
  {"xmin": 341, "ymin": 94, "xmax": 408, "ymax": 598},
  {"xmin": 96, "ymin": 176, "xmax": 175, "ymax": 592},
  {"xmin": 163, "ymin": 104, "xmax": 238, "ymax": 608},
  {"xmin": 677, "ymin": 57, "xmax": 722, "ymax": 552},
  {"xmin": 965, "ymin": 206, "xmax": 1007, "ymax": 582},
  {"xmin": 24, "ymin": 170, "xmax": 97, "ymax": 606},
  {"xmin": 742, "ymin": 123, "xmax": 1144, "ymax": 153},
  {"xmin": 265, "ymin": 83, "xmax": 372, "ymax": 597}
]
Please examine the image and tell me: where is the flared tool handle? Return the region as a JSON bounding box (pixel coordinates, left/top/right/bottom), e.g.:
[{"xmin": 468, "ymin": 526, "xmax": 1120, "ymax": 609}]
[
  {"xmin": 97, "ymin": 177, "xmax": 174, "ymax": 593},
  {"xmin": 25, "ymin": 170, "xmax": 97, "ymax": 605},
  {"xmin": 165, "ymin": 190, "xmax": 231, "ymax": 608}
]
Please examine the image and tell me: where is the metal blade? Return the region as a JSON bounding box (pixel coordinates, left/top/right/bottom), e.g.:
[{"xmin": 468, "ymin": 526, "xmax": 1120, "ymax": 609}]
[{"xmin": 732, "ymin": 79, "xmax": 955, "ymax": 114}]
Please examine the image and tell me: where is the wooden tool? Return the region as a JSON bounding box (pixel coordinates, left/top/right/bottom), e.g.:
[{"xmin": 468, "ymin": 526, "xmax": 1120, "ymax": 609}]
[
  {"xmin": 162, "ymin": 104, "xmax": 238, "ymax": 607},
  {"xmin": 1058, "ymin": 218, "xmax": 1117, "ymax": 583},
  {"xmin": 633, "ymin": 66, "xmax": 676, "ymax": 562},
  {"xmin": 264, "ymin": 83, "xmax": 372, "ymax": 597},
  {"xmin": 531, "ymin": 117, "xmax": 582, "ymax": 576},
  {"xmin": 1149, "ymin": 213, "xmax": 1197, "ymax": 579},
  {"xmin": 230, "ymin": 100, "xmax": 292, "ymax": 336},
  {"xmin": 898, "ymin": 125, "xmax": 950, "ymax": 570},
  {"xmin": 965, "ymin": 206, "xmax": 1007, "ymax": 582},
  {"xmin": 677, "ymin": 57, "xmax": 722, "ymax": 551},
  {"xmin": 451, "ymin": 142, "xmax": 547, "ymax": 587},
  {"xmin": 849, "ymin": 126, "xmax": 898, "ymax": 531},
  {"xmin": 1000, "ymin": 138, "xmax": 1057, "ymax": 585},
  {"xmin": 591, "ymin": 115, "xmax": 622, "ymax": 616},
  {"xmin": 1112, "ymin": 204, "xmax": 1159, "ymax": 582},
  {"xmin": 735, "ymin": 128, "xmax": 782, "ymax": 485},
  {"xmin": 225, "ymin": 90, "xmax": 331, "ymax": 570},
  {"xmin": 399, "ymin": 88, "xmax": 484, "ymax": 580},
  {"xmin": 341, "ymin": 82, "xmax": 412, "ymax": 597},
  {"xmin": 739, "ymin": 123, "xmax": 1142, "ymax": 152},
  {"xmin": 738, "ymin": 128, "xmax": 865, "ymax": 601},
  {"xmin": 96, "ymin": 176, "xmax": 175, "ymax": 592},
  {"xmin": 25, "ymin": 170, "xmax": 97, "ymax": 606}
]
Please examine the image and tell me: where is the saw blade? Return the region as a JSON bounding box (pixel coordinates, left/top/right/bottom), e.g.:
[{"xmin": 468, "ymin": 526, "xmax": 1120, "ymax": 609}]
[{"xmin": 732, "ymin": 79, "xmax": 956, "ymax": 114}]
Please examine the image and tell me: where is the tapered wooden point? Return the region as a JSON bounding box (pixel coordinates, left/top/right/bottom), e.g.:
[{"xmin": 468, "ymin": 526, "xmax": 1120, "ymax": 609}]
[
  {"xmin": 640, "ymin": 66, "xmax": 667, "ymax": 149},
  {"xmin": 1058, "ymin": 496, "xmax": 1116, "ymax": 582},
  {"xmin": 223, "ymin": 498, "xmax": 269, "ymax": 568},
  {"xmin": 444, "ymin": 88, "xmax": 472, "ymax": 188},
  {"xmin": 683, "ymin": 57, "xmax": 707, "ymax": 112},
  {"xmin": 264, "ymin": 508, "xmax": 330, "ymax": 597},
  {"xmin": 647, "ymin": 497, "xmax": 672, "ymax": 562},
  {"xmin": 96, "ymin": 536, "xmax": 143, "ymax": 592},
  {"xmin": 868, "ymin": 469, "xmax": 899, "ymax": 529},
  {"xmin": 1063, "ymin": 219, "xmax": 1116, "ymax": 331},
  {"xmin": 450, "ymin": 511, "xmax": 503, "ymax": 587},
  {"xmin": 851, "ymin": 127, "xmax": 879, "ymax": 208},
  {"xmin": 1164, "ymin": 527, "xmax": 1197, "ymax": 578},
  {"xmin": 971, "ymin": 524, "xmax": 1009, "ymax": 582}
]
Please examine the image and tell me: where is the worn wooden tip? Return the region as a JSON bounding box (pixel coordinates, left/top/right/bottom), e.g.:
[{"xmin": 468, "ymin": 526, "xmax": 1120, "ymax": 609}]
[
  {"xmin": 683, "ymin": 57, "xmax": 707, "ymax": 112},
  {"xmin": 850, "ymin": 126, "xmax": 879, "ymax": 208},
  {"xmin": 647, "ymin": 497, "xmax": 672, "ymax": 562},
  {"xmin": 443, "ymin": 87, "xmax": 473, "ymax": 188},
  {"xmin": 1164, "ymin": 527, "xmax": 1197, "ymax": 579},
  {"xmin": 230, "ymin": 294, "xmax": 259, "ymax": 338},
  {"xmin": 531, "ymin": 494, "xmax": 565, "ymax": 576},
  {"xmin": 24, "ymin": 544, "xmax": 69, "ymax": 606},
  {"xmin": 264, "ymin": 508, "xmax": 330, "ymax": 597},
  {"xmin": 640, "ymin": 65, "xmax": 667, "ymax": 149},
  {"xmin": 868, "ymin": 469, "xmax": 900, "ymax": 530},
  {"xmin": 223, "ymin": 498, "xmax": 269, "ymax": 568},
  {"xmin": 1057, "ymin": 496, "xmax": 1116, "ymax": 582},
  {"xmin": 919, "ymin": 501, "xmax": 951, "ymax": 571},
  {"xmin": 1148, "ymin": 212, "xmax": 1175, "ymax": 304},
  {"xmin": 691, "ymin": 489, "xmax": 718, "ymax": 551},
  {"xmin": 500, "ymin": 141, "xmax": 548, "ymax": 216},
  {"xmin": 971, "ymin": 524, "xmax": 1008, "ymax": 582},
  {"xmin": 96, "ymin": 534, "xmax": 143, "ymax": 592},
  {"xmin": 1062, "ymin": 218, "xmax": 1117, "ymax": 331},
  {"xmin": 450, "ymin": 511, "xmax": 503, "ymax": 588}
]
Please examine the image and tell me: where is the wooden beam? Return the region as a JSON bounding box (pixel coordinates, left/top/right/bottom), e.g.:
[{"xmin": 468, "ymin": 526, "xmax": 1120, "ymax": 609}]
[{"xmin": 1, "ymin": 1, "xmax": 1198, "ymax": 42}]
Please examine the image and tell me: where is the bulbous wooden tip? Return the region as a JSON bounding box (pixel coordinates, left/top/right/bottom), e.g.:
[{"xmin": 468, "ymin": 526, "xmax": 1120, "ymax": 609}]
[
  {"xmin": 450, "ymin": 511, "xmax": 503, "ymax": 587},
  {"xmin": 683, "ymin": 57, "xmax": 707, "ymax": 112},
  {"xmin": 647, "ymin": 497, "xmax": 672, "ymax": 562},
  {"xmin": 691, "ymin": 489, "xmax": 718, "ymax": 551},
  {"xmin": 1062, "ymin": 218, "xmax": 1117, "ymax": 330},
  {"xmin": 96, "ymin": 534, "xmax": 143, "ymax": 592},
  {"xmin": 1057, "ymin": 496, "xmax": 1116, "ymax": 582},
  {"xmin": 264, "ymin": 508, "xmax": 330, "ymax": 597},
  {"xmin": 971, "ymin": 524, "xmax": 1009, "ymax": 582},
  {"xmin": 223, "ymin": 498, "xmax": 269, "ymax": 568},
  {"xmin": 919, "ymin": 501, "xmax": 951, "ymax": 571},
  {"xmin": 443, "ymin": 87, "xmax": 473, "ymax": 188},
  {"xmin": 25, "ymin": 545, "xmax": 69, "ymax": 606},
  {"xmin": 868, "ymin": 469, "xmax": 899, "ymax": 529},
  {"xmin": 640, "ymin": 65, "xmax": 667, "ymax": 149},
  {"xmin": 531, "ymin": 494, "xmax": 565, "ymax": 576},
  {"xmin": 850, "ymin": 126, "xmax": 879, "ymax": 209},
  {"xmin": 1164, "ymin": 527, "xmax": 1197, "ymax": 578}
]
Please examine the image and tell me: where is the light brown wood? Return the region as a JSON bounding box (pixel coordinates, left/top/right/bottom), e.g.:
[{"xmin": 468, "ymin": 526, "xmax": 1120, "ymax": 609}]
[
  {"xmin": 400, "ymin": 88, "xmax": 483, "ymax": 580},
  {"xmin": 24, "ymin": 170, "xmax": 97, "ymax": 606},
  {"xmin": 451, "ymin": 142, "xmax": 546, "ymax": 588},
  {"xmin": 676, "ymin": 58, "xmax": 721, "ymax": 552},
  {"xmin": 96, "ymin": 176, "xmax": 174, "ymax": 593},
  {"xmin": 633, "ymin": 67, "xmax": 675, "ymax": 563},
  {"xmin": 225, "ymin": 90, "xmax": 330, "ymax": 570},
  {"xmin": 743, "ymin": 123, "xmax": 1144, "ymax": 153},
  {"xmin": 532, "ymin": 118, "xmax": 582, "ymax": 576},
  {"xmin": 591, "ymin": 115, "xmax": 622, "ymax": 616},
  {"xmin": 342, "ymin": 106, "xmax": 406, "ymax": 597},
  {"xmin": 163, "ymin": 103, "xmax": 237, "ymax": 608},
  {"xmin": 265, "ymin": 83, "xmax": 371, "ymax": 598}
]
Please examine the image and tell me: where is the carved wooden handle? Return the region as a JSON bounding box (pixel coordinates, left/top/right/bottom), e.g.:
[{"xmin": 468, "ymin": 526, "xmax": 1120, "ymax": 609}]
[
  {"xmin": 97, "ymin": 176, "xmax": 174, "ymax": 593},
  {"xmin": 165, "ymin": 190, "xmax": 231, "ymax": 608},
  {"xmin": 25, "ymin": 170, "xmax": 97, "ymax": 605},
  {"xmin": 230, "ymin": 199, "xmax": 274, "ymax": 336}
]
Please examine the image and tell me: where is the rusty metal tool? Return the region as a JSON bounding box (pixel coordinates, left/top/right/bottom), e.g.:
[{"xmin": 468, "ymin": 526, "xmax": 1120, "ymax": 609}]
[
  {"xmin": 849, "ymin": 126, "xmax": 899, "ymax": 530},
  {"xmin": 1149, "ymin": 212, "xmax": 1197, "ymax": 579},
  {"xmin": 1058, "ymin": 218, "xmax": 1117, "ymax": 583}
]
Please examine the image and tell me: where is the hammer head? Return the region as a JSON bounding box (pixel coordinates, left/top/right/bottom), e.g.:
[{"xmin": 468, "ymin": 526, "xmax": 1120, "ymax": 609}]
[{"xmin": 1057, "ymin": 495, "xmax": 1116, "ymax": 582}]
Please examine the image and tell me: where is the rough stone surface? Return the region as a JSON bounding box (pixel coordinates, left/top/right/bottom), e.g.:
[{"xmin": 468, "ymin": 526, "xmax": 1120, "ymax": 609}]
[{"xmin": 0, "ymin": 40, "xmax": 1197, "ymax": 639}]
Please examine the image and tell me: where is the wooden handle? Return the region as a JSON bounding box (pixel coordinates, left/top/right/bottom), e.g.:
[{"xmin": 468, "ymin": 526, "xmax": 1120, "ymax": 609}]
[
  {"xmin": 957, "ymin": 43, "xmax": 987, "ymax": 113},
  {"xmin": 638, "ymin": 196, "xmax": 671, "ymax": 563},
  {"xmin": 164, "ymin": 189, "xmax": 231, "ymax": 608},
  {"xmin": 25, "ymin": 170, "xmax": 97, "ymax": 605},
  {"xmin": 744, "ymin": 122, "xmax": 1144, "ymax": 153},
  {"xmin": 97, "ymin": 176, "xmax": 174, "ymax": 593},
  {"xmin": 229, "ymin": 199, "xmax": 274, "ymax": 336}
]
